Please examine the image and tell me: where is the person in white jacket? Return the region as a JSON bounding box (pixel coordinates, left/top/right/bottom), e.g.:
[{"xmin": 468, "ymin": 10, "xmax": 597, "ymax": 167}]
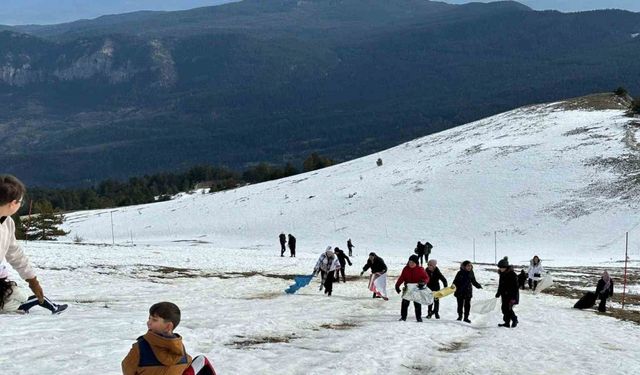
[
  {"xmin": 313, "ymin": 246, "xmax": 341, "ymax": 296},
  {"xmin": 0, "ymin": 175, "xmax": 66, "ymax": 313},
  {"xmin": 527, "ymin": 255, "xmax": 545, "ymax": 291}
]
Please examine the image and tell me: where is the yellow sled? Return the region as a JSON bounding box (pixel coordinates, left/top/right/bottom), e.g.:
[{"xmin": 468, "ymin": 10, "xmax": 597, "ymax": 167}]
[{"xmin": 433, "ymin": 285, "xmax": 456, "ymax": 299}]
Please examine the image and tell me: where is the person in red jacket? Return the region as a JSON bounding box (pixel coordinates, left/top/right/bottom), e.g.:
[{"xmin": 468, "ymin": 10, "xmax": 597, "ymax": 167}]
[{"xmin": 395, "ymin": 255, "xmax": 430, "ymax": 322}]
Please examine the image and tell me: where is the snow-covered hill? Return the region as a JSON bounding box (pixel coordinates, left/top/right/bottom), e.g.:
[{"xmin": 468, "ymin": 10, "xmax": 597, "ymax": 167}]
[{"xmin": 63, "ymin": 93, "xmax": 640, "ymax": 264}]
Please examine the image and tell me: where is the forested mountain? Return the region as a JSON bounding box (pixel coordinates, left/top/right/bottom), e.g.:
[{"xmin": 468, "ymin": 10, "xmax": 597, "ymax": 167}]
[{"xmin": 1, "ymin": 0, "xmax": 639, "ymax": 187}]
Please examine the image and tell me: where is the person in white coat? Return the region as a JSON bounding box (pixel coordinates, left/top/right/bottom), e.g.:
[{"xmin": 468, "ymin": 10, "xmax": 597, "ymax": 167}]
[
  {"xmin": 313, "ymin": 246, "xmax": 341, "ymax": 296},
  {"xmin": 527, "ymin": 255, "xmax": 545, "ymax": 291}
]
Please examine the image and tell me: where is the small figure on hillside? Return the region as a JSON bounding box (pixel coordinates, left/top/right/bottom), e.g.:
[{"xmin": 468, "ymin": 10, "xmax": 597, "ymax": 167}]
[
  {"xmin": 425, "ymin": 259, "xmax": 448, "ymax": 319},
  {"xmin": 424, "ymin": 241, "xmax": 433, "ymax": 263},
  {"xmin": 376, "ymin": 158, "xmax": 383, "ymax": 166},
  {"xmin": 453, "ymin": 260, "xmax": 482, "ymax": 323},
  {"xmin": 527, "ymin": 255, "xmax": 545, "ymax": 290},
  {"xmin": 595, "ymin": 270, "xmax": 614, "ymax": 312},
  {"xmin": 279, "ymin": 233, "xmax": 287, "ymax": 257},
  {"xmin": 288, "ymin": 234, "xmax": 296, "ymax": 257},
  {"xmin": 347, "ymin": 238, "xmax": 355, "ymax": 257},
  {"xmin": 361, "ymin": 252, "xmax": 388, "ymax": 298},
  {"xmin": 313, "ymin": 247, "xmax": 341, "ymax": 296},
  {"xmin": 0, "ymin": 174, "xmax": 65, "ymax": 313},
  {"xmin": 395, "ymin": 255, "xmax": 430, "ymax": 322},
  {"xmin": 517, "ymin": 269, "xmax": 527, "ymax": 290},
  {"xmin": 496, "ymin": 257, "xmax": 519, "ymax": 328},
  {"xmin": 0, "ymin": 265, "xmax": 67, "ymax": 314},
  {"xmin": 122, "ymin": 302, "xmax": 192, "ymax": 375},
  {"xmin": 334, "ymin": 248, "xmax": 352, "ymax": 283},
  {"xmin": 414, "ymin": 241, "xmax": 426, "ymax": 266}
]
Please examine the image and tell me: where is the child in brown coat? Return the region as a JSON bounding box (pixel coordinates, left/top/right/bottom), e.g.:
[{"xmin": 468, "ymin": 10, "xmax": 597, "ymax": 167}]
[{"xmin": 122, "ymin": 302, "xmax": 192, "ymax": 375}]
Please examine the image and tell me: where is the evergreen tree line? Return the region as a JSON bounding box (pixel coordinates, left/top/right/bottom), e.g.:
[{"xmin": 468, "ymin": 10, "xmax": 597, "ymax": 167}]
[{"xmin": 18, "ymin": 153, "xmax": 334, "ymax": 216}]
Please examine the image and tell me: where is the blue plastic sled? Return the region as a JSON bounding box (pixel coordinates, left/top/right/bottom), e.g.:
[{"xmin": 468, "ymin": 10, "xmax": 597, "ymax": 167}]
[{"xmin": 285, "ymin": 274, "xmax": 314, "ymax": 294}]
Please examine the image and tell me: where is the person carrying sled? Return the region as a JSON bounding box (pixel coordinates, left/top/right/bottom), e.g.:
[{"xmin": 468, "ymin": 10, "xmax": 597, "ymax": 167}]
[
  {"xmin": 527, "ymin": 255, "xmax": 545, "ymax": 290},
  {"xmin": 313, "ymin": 247, "xmax": 341, "ymax": 296},
  {"xmin": 347, "ymin": 238, "xmax": 355, "ymax": 257},
  {"xmin": 452, "ymin": 260, "xmax": 482, "ymax": 323},
  {"xmin": 0, "ymin": 175, "xmax": 66, "ymax": 314},
  {"xmin": 395, "ymin": 255, "xmax": 429, "ymax": 322},
  {"xmin": 414, "ymin": 241, "xmax": 426, "ymax": 266},
  {"xmin": 496, "ymin": 257, "xmax": 519, "ymax": 328},
  {"xmin": 361, "ymin": 252, "xmax": 388, "ymax": 298},
  {"xmin": 122, "ymin": 302, "xmax": 192, "ymax": 375},
  {"xmin": 425, "ymin": 259, "xmax": 447, "ymax": 319},
  {"xmin": 334, "ymin": 247, "xmax": 352, "ymax": 283},
  {"xmin": 595, "ymin": 270, "xmax": 614, "ymax": 312},
  {"xmin": 288, "ymin": 234, "xmax": 296, "ymax": 257},
  {"xmin": 279, "ymin": 233, "xmax": 287, "ymax": 257}
]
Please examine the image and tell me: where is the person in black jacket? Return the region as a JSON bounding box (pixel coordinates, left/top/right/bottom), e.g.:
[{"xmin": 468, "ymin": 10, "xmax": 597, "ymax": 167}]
[
  {"xmin": 279, "ymin": 233, "xmax": 286, "ymax": 257},
  {"xmin": 414, "ymin": 241, "xmax": 426, "ymax": 266},
  {"xmin": 425, "ymin": 259, "xmax": 447, "ymax": 319},
  {"xmin": 360, "ymin": 252, "xmax": 388, "ymax": 298},
  {"xmin": 495, "ymin": 257, "xmax": 519, "ymax": 328},
  {"xmin": 517, "ymin": 269, "xmax": 527, "ymax": 290},
  {"xmin": 452, "ymin": 260, "xmax": 482, "ymax": 323},
  {"xmin": 595, "ymin": 270, "xmax": 614, "ymax": 312},
  {"xmin": 347, "ymin": 238, "xmax": 355, "ymax": 257},
  {"xmin": 334, "ymin": 247, "xmax": 352, "ymax": 283},
  {"xmin": 288, "ymin": 234, "xmax": 296, "ymax": 257}
]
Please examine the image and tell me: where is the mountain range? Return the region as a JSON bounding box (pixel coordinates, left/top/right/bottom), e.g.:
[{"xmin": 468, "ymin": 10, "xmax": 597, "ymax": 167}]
[{"xmin": 2, "ymin": 0, "xmax": 640, "ymax": 187}]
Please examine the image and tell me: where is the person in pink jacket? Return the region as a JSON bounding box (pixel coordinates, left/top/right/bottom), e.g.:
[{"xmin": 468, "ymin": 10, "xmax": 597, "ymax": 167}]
[
  {"xmin": 395, "ymin": 255, "xmax": 429, "ymax": 322},
  {"xmin": 0, "ymin": 175, "xmax": 66, "ymax": 313}
]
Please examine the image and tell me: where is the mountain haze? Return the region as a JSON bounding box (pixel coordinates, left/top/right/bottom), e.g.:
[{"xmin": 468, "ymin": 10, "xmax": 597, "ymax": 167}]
[{"xmin": 2, "ymin": 0, "xmax": 640, "ymax": 187}]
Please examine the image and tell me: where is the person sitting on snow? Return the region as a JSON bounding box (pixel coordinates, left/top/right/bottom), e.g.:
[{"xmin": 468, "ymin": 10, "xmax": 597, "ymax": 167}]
[
  {"xmin": 122, "ymin": 302, "xmax": 192, "ymax": 375},
  {"xmin": 313, "ymin": 247, "xmax": 341, "ymax": 296},
  {"xmin": 0, "ymin": 264, "xmax": 67, "ymax": 314},
  {"xmin": 527, "ymin": 255, "xmax": 545, "ymax": 290}
]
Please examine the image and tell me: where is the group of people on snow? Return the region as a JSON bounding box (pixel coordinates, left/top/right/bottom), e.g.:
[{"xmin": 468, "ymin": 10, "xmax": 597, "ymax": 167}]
[{"xmin": 279, "ymin": 232, "xmax": 296, "ymax": 257}]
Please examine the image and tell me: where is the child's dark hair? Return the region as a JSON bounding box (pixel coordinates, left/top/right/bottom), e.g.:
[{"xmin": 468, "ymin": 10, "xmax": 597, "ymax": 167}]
[
  {"xmin": 149, "ymin": 302, "xmax": 181, "ymax": 328},
  {"xmin": 0, "ymin": 175, "xmax": 26, "ymax": 205},
  {"xmin": 0, "ymin": 278, "xmax": 17, "ymax": 310}
]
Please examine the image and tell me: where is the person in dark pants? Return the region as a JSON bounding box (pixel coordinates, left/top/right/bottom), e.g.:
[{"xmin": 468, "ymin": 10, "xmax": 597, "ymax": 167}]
[
  {"xmin": 288, "ymin": 234, "xmax": 296, "ymax": 257},
  {"xmin": 424, "ymin": 242, "xmax": 433, "ymax": 263},
  {"xmin": 334, "ymin": 248, "xmax": 352, "ymax": 283},
  {"xmin": 279, "ymin": 233, "xmax": 287, "ymax": 257},
  {"xmin": 414, "ymin": 241, "xmax": 426, "ymax": 266},
  {"xmin": 360, "ymin": 252, "xmax": 388, "ymax": 298},
  {"xmin": 313, "ymin": 247, "xmax": 341, "ymax": 296},
  {"xmin": 425, "ymin": 259, "xmax": 447, "ymax": 319},
  {"xmin": 395, "ymin": 255, "xmax": 429, "ymax": 322},
  {"xmin": 517, "ymin": 269, "xmax": 528, "ymax": 290},
  {"xmin": 496, "ymin": 257, "xmax": 519, "ymax": 328},
  {"xmin": 347, "ymin": 238, "xmax": 355, "ymax": 257},
  {"xmin": 453, "ymin": 260, "xmax": 482, "ymax": 323},
  {"xmin": 595, "ymin": 270, "xmax": 614, "ymax": 312}
]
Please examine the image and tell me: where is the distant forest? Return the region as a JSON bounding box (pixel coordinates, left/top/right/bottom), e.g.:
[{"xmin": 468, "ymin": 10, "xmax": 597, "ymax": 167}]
[{"xmin": 16, "ymin": 152, "xmax": 334, "ymax": 215}]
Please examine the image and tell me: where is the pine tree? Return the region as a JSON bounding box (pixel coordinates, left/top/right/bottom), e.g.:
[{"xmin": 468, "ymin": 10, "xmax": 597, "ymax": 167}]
[{"xmin": 22, "ymin": 200, "xmax": 69, "ymax": 241}]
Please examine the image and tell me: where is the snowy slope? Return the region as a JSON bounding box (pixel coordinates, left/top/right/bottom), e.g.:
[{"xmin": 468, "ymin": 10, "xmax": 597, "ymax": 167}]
[
  {"xmin": 62, "ymin": 94, "xmax": 640, "ymax": 264},
  {"xmin": 3, "ymin": 94, "xmax": 640, "ymax": 375}
]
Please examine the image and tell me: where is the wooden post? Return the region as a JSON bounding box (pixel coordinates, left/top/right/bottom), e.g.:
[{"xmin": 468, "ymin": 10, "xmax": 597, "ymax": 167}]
[{"xmin": 622, "ymin": 232, "xmax": 629, "ymax": 308}]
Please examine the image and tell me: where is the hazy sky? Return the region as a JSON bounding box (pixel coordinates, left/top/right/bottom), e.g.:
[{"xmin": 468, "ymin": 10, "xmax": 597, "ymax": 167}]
[
  {"xmin": 1, "ymin": 0, "xmax": 638, "ymax": 26},
  {"xmin": 0, "ymin": 0, "xmax": 237, "ymax": 25},
  {"xmin": 445, "ymin": 0, "xmax": 640, "ymax": 12}
]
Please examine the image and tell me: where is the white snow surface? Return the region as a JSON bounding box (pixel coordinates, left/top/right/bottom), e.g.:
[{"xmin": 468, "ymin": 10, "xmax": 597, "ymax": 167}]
[{"xmin": 2, "ymin": 101, "xmax": 640, "ymax": 374}]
